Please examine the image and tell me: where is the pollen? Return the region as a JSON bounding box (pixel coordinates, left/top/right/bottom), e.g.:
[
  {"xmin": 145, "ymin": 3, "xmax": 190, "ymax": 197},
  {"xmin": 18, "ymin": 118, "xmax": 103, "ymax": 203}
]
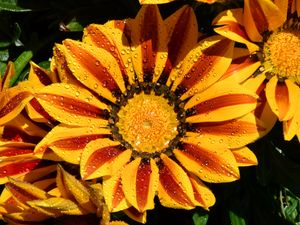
[
  {"xmin": 263, "ymin": 29, "xmax": 300, "ymax": 84},
  {"xmin": 116, "ymin": 92, "xmax": 179, "ymax": 154}
]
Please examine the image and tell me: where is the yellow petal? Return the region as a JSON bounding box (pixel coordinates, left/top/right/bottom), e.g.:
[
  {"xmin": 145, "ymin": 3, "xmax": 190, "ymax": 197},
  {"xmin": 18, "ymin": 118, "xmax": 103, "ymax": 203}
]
[
  {"xmin": 61, "ymin": 39, "xmax": 126, "ymax": 102},
  {"xmin": 28, "ymin": 197, "xmax": 86, "ymax": 216},
  {"xmin": 80, "ymin": 138, "xmax": 131, "ymax": 180},
  {"xmin": 34, "ymin": 83, "xmax": 108, "ymax": 127},
  {"xmin": 121, "ymin": 158, "xmax": 158, "ymax": 212},
  {"xmin": 265, "ymin": 76, "xmax": 299, "ymax": 121},
  {"xmin": 213, "ymin": 9, "xmax": 259, "ymax": 52},
  {"xmin": 56, "ymin": 165, "xmax": 96, "ymax": 213},
  {"xmin": 185, "ymin": 80, "xmax": 257, "ymax": 123},
  {"xmin": 186, "ymin": 113, "xmax": 266, "ymax": 149},
  {"xmin": 0, "ymin": 82, "xmax": 34, "ymax": 125},
  {"xmin": 103, "ymin": 171, "xmax": 130, "ymax": 212},
  {"xmin": 35, "ymin": 124, "xmax": 110, "ymax": 164},
  {"xmin": 130, "ymin": 5, "xmax": 168, "ymax": 83},
  {"xmin": 157, "ymin": 154, "xmax": 195, "ymax": 209},
  {"xmin": 174, "ymin": 140, "xmax": 240, "ymax": 183},
  {"xmin": 188, "ymin": 173, "xmax": 215, "ymax": 209},
  {"xmin": 168, "ymin": 35, "xmax": 234, "ymax": 100},
  {"xmin": 83, "ymin": 22, "xmax": 135, "ymax": 85},
  {"xmin": 231, "ymin": 146, "xmax": 258, "ymax": 167},
  {"xmin": 162, "ymin": 6, "xmax": 198, "ymax": 79}
]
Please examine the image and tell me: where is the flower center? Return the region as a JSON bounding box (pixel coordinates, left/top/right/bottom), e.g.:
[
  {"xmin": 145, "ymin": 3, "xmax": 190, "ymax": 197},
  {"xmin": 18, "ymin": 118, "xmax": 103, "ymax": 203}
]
[
  {"xmin": 116, "ymin": 92, "xmax": 179, "ymax": 154},
  {"xmin": 263, "ymin": 28, "xmax": 300, "ymax": 84}
]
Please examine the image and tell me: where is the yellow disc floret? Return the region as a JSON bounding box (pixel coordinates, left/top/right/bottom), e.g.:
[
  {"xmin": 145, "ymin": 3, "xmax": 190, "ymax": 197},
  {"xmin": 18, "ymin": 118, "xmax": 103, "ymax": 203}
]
[
  {"xmin": 263, "ymin": 28, "xmax": 300, "ymax": 84},
  {"xmin": 117, "ymin": 92, "xmax": 178, "ymax": 154}
]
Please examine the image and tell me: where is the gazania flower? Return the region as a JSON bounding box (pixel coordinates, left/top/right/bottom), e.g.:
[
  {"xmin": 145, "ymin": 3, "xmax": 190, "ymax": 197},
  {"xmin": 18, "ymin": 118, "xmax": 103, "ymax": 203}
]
[
  {"xmin": 0, "ymin": 165, "xmax": 129, "ymax": 225},
  {"xmin": 213, "ymin": 0, "xmax": 300, "ymax": 141},
  {"xmin": 0, "ymin": 5, "xmax": 263, "ymax": 219}
]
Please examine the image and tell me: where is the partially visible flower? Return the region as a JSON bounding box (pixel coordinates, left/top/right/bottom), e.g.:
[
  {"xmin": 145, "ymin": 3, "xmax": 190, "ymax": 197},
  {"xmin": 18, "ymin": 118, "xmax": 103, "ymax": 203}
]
[
  {"xmin": 0, "ymin": 62, "xmax": 59, "ymax": 184},
  {"xmin": 213, "ymin": 0, "xmax": 300, "ymax": 141},
  {"xmin": 0, "ymin": 165, "xmax": 130, "ymax": 225}
]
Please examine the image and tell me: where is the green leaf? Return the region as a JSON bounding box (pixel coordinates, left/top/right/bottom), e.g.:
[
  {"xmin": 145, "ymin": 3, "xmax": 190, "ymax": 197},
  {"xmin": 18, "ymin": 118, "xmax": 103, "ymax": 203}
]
[
  {"xmin": 65, "ymin": 18, "xmax": 84, "ymax": 32},
  {"xmin": 229, "ymin": 210, "xmax": 247, "ymax": 225},
  {"xmin": 192, "ymin": 209, "xmax": 209, "ymax": 225},
  {"xmin": 10, "ymin": 50, "xmax": 33, "ymax": 86},
  {"xmin": 0, "ymin": 49, "xmax": 9, "ymax": 61},
  {"xmin": 0, "ymin": 61, "xmax": 6, "ymax": 76},
  {"xmin": 0, "ymin": 0, "xmax": 32, "ymax": 12}
]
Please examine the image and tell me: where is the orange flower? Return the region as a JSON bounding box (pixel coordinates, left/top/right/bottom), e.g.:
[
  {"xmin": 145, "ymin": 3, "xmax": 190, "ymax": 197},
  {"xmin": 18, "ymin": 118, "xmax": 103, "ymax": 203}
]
[
  {"xmin": 0, "ymin": 5, "xmax": 263, "ymax": 218},
  {"xmin": 213, "ymin": 0, "xmax": 300, "ymax": 141},
  {"xmin": 139, "ymin": 0, "xmax": 220, "ymax": 4}
]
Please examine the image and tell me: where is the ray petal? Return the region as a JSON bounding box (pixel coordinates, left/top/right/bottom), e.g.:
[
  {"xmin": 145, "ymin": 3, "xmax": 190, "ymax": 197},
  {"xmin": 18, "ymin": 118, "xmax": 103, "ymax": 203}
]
[
  {"xmin": 188, "ymin": 173, "xmax": 215, "ymax": 209},
  {"xmin": 121, "ymin": 158, "xmax": 158, "ymax": 212},
  {"xmin": 221, "ymin": 48, "xmax": 261, "ymax": 83},
  {"xmin": 83, "ymin": 22, "xmax": 135, "ymax": 85},
  {"xmin": 186, "ymin": 113, "xmax": 266, "ymax": 149},
  {"xmin": 265, "ymin": 76, "xmax": 298, "ymax": 121},
  {"xmin": 174, "ymin": 141, "xmax": 240, "ymax": 183},
  {"xmin": 161, "ymin": 6, "xmax": 198, "ymax": 81},
  {"xmin": 130, "ymin": 5, "xmax": 168, "ymax": 83},
  {"xmin": 80, "ymin": 138, "xmax": 131, "ymax": 180},
  {"xmin": 103, "ymin": 172, "xmax": 130, "ymax": 212},
  {"xmin": 157, "ymin": 154, "xmax": 195, "ymax": 209},
  {"xmin": 168, "ymin": 35, "xmax": 234, "ymax": 100},
  {"xmin": 60, "ymin": 39, "xmax": 126, "ymax": 102},
  {"xmin": 231, "ymin": 146, "xmax": 258, "ymax": 167},
  {"xmin": 0, "ymin": 82, "xmax": 34, "ymax": 125},
  {"xmin": 213, "ymin": 9, "xmax": 259, "ymax": 52},
  {"xmin": 34, "ymin": 83, "xmax": 108, "ymax": 126},
  {"xmin": 35, "ymin": 124, "xmax": 110, "ymax": 164},
  {"xmin": 185, "ymin": 80, "xmax": 257, "ymax": 122}
]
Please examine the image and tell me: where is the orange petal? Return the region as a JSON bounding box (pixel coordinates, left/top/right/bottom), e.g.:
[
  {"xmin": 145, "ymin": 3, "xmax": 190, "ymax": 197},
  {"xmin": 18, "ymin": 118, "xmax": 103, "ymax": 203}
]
[
  {"xmin": 83, "ymin": 22, "xmax": 135, "ymax": 85},
  {"xmin": 185, "ymin": 80, "xmax": 257, "ymax": 122},
  {"xmin": 0, "ymin": 82, "xmax": 34, "ymax": 125},
  {"xmin": 60, "ymin": 39, "xmax": 126, "ymax": 102},
  {"xmin": 188, "ymin": 173, "xmax": 215, "ymax": 209},
  {"xmin": 244, "ymin": 0, "xmax": 285, "ymax": 41},
  {"xmin": 53, "ymin": 44, "xmax": 84, "ymax": 86},
  {"xmin": 213, "ymin": 9, "xmax": 259, "ymax": 52},
  {"xmin": 121, "ymin": 158, "xmax": 158, "ymax": 212},
  {"xmin": 221, "ymin": 48, "xmax": 261, "ymax": 83},
  {"xmin": 157, "ymin": 154, "xmax": 195, "ymax": 209},
  {"xmin": 103, "ymin": 171, "xmax": 130, "ymax": 212},
  {"xmin": 35, "ymin": 124, "xmax": 110, "ymax": 164},
  {"xmin": 34, "ymin": 83, "xmax": 108, "ymax": 127},
  {"xmin": 265, "ymin": 76, "xmax": 299, "ymax": 121},
  {"xmin": 80, "ymin": 138, "xmax": 131, "ymax": 180},
  {"xmin": 28, "ymin": 61, "xmax": 57, "ymax": 86},
  {"xmin": 124, "ymin": 207, "xmax": 147, "ymax": 224},
  {"xmin": 160, "ymin": 6, "xmax": 198, "ymax": 81},
  {"xmin": 0, "ymin": 158, "xmax": 41, "ymax": 184},
  {"xmin": 6, "ymin": 178, "xmax": 48, "ymax": 209},
  {"xmin": 186, "ymin": 113, "xmax": 266, "ymax": 149},
  {"xmin": 283, "ymin": 90, "xmax": 300, "ymax": 141},
  {"xmin": 130, "ymin": 5, "xmax": 168, "ymax": 83},
  {"xmin": 174, "ymin": 141, "xmax": 240, "ymax": 183},
  {"xmin": 231, "ymin": 147, "xmax": 258, "ymax": 167},
  {"xmin": 243, "ymin": 74, "xmax": 277, "ymax": 134},
  {"xmin": 168, "ymin": 35, "xmax": 234, "ymax": 100}
]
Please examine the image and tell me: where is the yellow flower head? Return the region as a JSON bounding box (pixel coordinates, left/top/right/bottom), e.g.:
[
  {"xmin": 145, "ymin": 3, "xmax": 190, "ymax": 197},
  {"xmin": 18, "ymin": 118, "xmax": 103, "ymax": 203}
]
[
  {"xmin": 0, "ymin": 5, "xmax": 263, "ymax": 221},
  {"xmin": 213, "ymin": 0, "xmax": 300, "ymax": 141}
]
